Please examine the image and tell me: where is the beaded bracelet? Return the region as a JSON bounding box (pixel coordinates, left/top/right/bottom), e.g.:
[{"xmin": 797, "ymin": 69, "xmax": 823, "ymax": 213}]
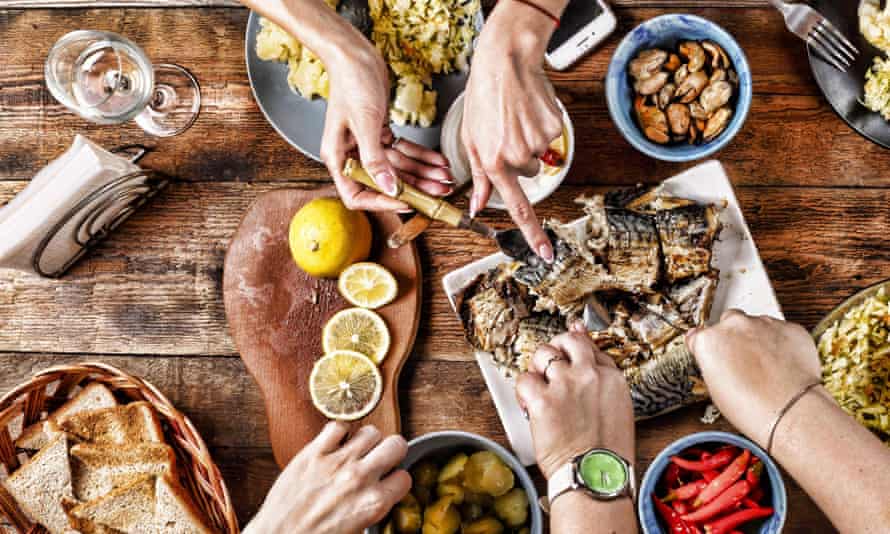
[
  {"xmin": 766, "ymin": 381, "xmax": 822, "ymax": 456},
  {"xmin": 511, "ymin": 0, "xmax": 561, "ymax": 27}
]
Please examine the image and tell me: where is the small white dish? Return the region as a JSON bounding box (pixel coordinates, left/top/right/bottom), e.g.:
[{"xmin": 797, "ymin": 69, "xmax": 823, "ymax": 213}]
[
  {"xmin": 442, "ymin": 160, "xmax": 783, "ymax": 465},
  {"xmin": 440, "ymin": 92, "xmax": 575, "ymax": 210}
]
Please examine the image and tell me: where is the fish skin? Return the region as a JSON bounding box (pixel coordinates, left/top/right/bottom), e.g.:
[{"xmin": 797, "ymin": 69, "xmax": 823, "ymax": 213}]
[
  {"xmin": 512, "ymin": 313, "xmax": 566, "ymax": 373},
  {"xmin": 656, "ymin": 205, "xmax": 720, "ymax": 283},
  {"xmin": 458, "ymin": 266, "xmax": 532, "ymax": 354},
  {"xmin": 625, "ymin": 337, "xmax": 709, "ymax": 419},
  {"xmin": 668, "ymin": 271, "xmax": 719, "ymax": 326},
  {"xmin": 605, "ymin": 208, "xmax": 661, "ymax": 292}
]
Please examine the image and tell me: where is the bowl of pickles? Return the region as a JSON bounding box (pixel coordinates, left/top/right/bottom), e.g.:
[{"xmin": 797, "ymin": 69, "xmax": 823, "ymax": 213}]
[{"xmin": 368, "ymin": 431, "xmax": 542, "ymax": 534}]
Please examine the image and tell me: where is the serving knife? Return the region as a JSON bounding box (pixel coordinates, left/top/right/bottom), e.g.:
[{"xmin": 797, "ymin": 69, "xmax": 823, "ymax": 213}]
[{"xmin": 343, "ymin": 158, "xmax": 541, "ymax": 259}]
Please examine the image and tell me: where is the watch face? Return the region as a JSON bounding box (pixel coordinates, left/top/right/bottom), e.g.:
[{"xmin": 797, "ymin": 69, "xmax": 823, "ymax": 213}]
[{"xmin": 579, "ymin": 451, "xmax": 627, "ymax": 494}]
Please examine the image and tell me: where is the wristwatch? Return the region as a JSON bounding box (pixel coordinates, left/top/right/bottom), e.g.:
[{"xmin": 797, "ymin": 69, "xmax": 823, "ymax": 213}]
[{"xmin": 544, "ymin": 448, "xmax": 636, "ymax": 511}]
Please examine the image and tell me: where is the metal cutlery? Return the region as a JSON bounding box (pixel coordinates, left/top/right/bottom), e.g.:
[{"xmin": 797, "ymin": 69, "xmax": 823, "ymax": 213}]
[
  {"xmin": 769, "ymin": 0, "xmax": 859, "ymax": 72},
  {"xmin": 343, "ymin": 158, "xmax": 544, "ymax": 260}
]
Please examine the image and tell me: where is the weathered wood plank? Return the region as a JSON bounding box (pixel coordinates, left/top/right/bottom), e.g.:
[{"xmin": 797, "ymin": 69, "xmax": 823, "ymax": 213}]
[
  {"xmin": 4, "ymin": 8, "xmax": 879, "ymax": 188},
  {"xmin": 0, "ymin": 353, "xmax": 832, "ymax": 530},
  {"xmin": 1, "ymin": 180, "xmax": 888, "ymax": 357}
]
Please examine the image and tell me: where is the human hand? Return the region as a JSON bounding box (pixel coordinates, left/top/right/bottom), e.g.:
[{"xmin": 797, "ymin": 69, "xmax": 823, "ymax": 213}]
[
  {"xmin": 686, "ymin": 310, "xmax": 822, "ymax": 447},
  {"xmin": 246, "ymin": 422, "xmax": 410, "ymax": 534},
  {"xmin": 320, "ymin": 33, "xmax": 453, "ymax": 211},
  {"xmin": 515, "ymin": 323, "xmax": 635, "ymax": 478},
  {"xmin": 461, "ymin": 7, "xmax": 564, "ymax": 261}
]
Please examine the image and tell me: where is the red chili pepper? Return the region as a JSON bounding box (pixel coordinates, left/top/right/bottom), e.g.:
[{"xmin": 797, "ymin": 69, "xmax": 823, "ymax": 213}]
[
  {"xmin": 741, "ymin": 497, "xmax": 760, "ymax": 509},
  {"xmin": 702, "ymin": 470, "xmax": 720, "ymax": 483},
  {"xmin": 539, "ymin": 148, "xmax": 564, "ymax": 167},
  {"xmin": 664, "ymin": 463, "xmax": 682, "ymax": 489},
  {"xmin": 704, "ymin": 507, "xmax": 774, "ymax": 534},
  {"xmin": 665, "ymin": 480, "xmax": 708, "ymax": 502},
  {"xmin": 682, "ymin": 480, "xmax": 751, "ymax": 524},
  {"xmin": 671, "ymin": 448, "xmax": 736, "ymax": 472},
  {"xmin": 653, "ymin": 494, "xmax": 694, "ymax": 534},
  {"xmin": 749, "ymin": 487, "xmax": 764, "ymax": 503},
  {"xmin": 694, "ymin": 449, "xmax": 751, "ymax": 507},
  {"xmin": 672, "ymin": 500, "xmax": 691, "ymax": 514},
  {"xmin": 746, "ymin": 458, "xmax": 763, "ymax": 486},
  {"xmin": 700, "ymin": 451, "xmax": 712, "ymax": 461},
  {"xmin": 689, "ymin": 526, "xmax": 703, "ymax": 534},
  {"xmin": 682, "ymin": 447, "xmax": 707, "ymax": 459}
]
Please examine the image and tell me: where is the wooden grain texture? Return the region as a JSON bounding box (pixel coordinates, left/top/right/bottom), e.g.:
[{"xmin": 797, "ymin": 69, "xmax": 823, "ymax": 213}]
[
  {"xmin": 2, "ymin": 180, "xmax": 888, "ymax": 357},
  {"xmin": 0, "ymin": 353, "xmax": 834, "ymax": 531},
  {"xmin": 3, "ymin": 8, "xmax": 888, "ymax": 188},
  {"xmin": 0, "ymin": 0, "xmax": 771, "ymax": 7},
  {"xmin": 223, "ymin": 187, "xmax": 422, "ymax": 467}
]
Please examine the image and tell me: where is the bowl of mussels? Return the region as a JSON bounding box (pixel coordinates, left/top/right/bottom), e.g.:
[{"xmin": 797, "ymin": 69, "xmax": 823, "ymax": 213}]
[{"xmin": 606, "ymin": 14, "xmax": 752, "ymax": 162}]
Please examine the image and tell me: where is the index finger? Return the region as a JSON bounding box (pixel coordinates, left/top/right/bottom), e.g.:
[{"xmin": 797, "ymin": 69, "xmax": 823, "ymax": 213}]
[
  {"xmin": 493, "ymin": 169, "xmax": 553, "ymax": 262},
  {"xmin": 548, "ymin": 331, "xmax": 613, "ymax": 368}
]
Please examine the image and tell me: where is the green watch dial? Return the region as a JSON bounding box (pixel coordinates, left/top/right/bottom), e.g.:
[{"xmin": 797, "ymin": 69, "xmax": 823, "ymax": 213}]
[{"xmin": 579, "ymin": 451, "xmax": 627, "ymax": 494}]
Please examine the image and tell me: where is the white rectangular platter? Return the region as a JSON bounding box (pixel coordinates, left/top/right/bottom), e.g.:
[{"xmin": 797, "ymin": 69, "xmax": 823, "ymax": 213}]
[{"xmin": 442, "ymin": 160, "xmax": 783, "ymax": 465}]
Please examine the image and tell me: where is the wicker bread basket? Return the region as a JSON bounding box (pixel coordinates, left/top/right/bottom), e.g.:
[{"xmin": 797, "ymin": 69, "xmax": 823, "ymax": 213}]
[{"xmin": 0, "ymin": 362, "xmax": 239, "ymax": 534}]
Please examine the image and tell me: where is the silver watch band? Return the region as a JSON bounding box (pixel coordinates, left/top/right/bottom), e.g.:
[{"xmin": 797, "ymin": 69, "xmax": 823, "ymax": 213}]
[{"xmin": 547, "ymin": 462, "xmax": 577, "ymax": 507}]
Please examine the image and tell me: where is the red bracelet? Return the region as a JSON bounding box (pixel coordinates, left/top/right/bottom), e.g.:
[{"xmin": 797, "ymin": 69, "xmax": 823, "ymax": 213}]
[{"xmin": 511, "ymin": 0, "xmax": 560, "ymax": 27}]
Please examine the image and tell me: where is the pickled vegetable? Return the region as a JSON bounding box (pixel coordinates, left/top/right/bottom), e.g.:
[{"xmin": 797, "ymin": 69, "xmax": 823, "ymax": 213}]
[
  {"xmin": 437, "ymin": 482, "xmax": 465, "ymax": 504},
  {"xmin": 437, "ymin": 453, "xmax": 468, "ymax": 482},
  {"xmin": 517, "ymin": 528, "xmax": 530, "ymax": 534},
  {"xmin": 463, "ymin": 491, "xmax": 494, "ymax": 508},
  {"xmin": 393, "ymin": 493, "xmax": 422, "ymax": 533},
  {"xmin": 382, "ymin": 520, "xmax": 395, "ymax": 534},
  {"xmin": 422, "ymin": 497, "xmax": 460, "ymax": 534},
  {"xmin": 493, "ymin": 488, "xmax": 528, "ymax": 527},
  {"xmin": 412, "ymin": 461, "xmax": 440, "ymax": 488},
  {"xmin": 460, "ymin": 502, "xmax": 485, "ymax": 522},
  {"xmin": 463, "ymin": 451, "xmax": 515, "ymax": 497},
  {"xmin": 462, "ymin": 517, "xmax": 505, "ymax": 534},
  {"xmin": 414, "ymin": 485, "xmax": 432, "ymax": 507}
]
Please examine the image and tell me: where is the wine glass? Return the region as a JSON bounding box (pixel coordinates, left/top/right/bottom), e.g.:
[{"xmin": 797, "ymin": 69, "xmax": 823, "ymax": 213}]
[{"xmin": 45, "ymin": 30, "xmax": 201, "ymax": 137}]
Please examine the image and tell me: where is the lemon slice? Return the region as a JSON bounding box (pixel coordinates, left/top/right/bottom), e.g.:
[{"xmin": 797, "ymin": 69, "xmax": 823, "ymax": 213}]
[
  {"xmin": 323, "ymin": 307, "xmax": 391, "ymax": 364},
  {"xmin": 338, "ymin": 262, "xmax": 399, "ymax": 309},
  {"xmin": 310, "ymin": 350, "xmax": 382, "ymax": 421}
]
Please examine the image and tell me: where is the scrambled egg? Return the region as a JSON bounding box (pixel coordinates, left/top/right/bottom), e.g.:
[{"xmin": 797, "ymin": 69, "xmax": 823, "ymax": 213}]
[
  {"xmin": 255, "ymin": 0, "xmax": 479, "ymax": 127},
  {"xmin": 860, "ymin": 0, "xmax": 890, "ymax": 53},
  {"xmin": 863, "ymin": 56, "xmax": 890, "ymax": 121},
  {"xmin": 818, "ymin": 287, "xmax": 890, "ymax": 446}
]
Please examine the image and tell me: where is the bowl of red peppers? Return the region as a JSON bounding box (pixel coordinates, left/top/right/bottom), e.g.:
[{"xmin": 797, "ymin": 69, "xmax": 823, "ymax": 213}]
[{"xmin": 638, "ymin": 431, "xmax": 787, "ymax": 534}]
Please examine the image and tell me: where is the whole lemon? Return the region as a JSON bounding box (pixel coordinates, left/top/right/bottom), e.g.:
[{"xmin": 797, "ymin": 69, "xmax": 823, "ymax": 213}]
[{"xmin": 289, "ymin": 198, "xmax": 372, "ymax": 278}]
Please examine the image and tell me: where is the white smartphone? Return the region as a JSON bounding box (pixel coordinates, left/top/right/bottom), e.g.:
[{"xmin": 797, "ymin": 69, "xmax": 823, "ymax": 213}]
[{"xmin": 545, "ymin": 0, "xmax": 617, "ymax": 71}]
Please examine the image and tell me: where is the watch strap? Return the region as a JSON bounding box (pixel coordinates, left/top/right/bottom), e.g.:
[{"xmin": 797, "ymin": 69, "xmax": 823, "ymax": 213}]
[{"xmin": 546, "ymin": 462, "xmax": 576, "ymax": 509}]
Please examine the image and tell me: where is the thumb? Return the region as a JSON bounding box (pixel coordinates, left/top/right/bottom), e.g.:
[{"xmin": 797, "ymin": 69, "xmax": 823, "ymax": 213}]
[{"xmin": 351, "ymin": 112, "xmax": 399, "ymax": 197}]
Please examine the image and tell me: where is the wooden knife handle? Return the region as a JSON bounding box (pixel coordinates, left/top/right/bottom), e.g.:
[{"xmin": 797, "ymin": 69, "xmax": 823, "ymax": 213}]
[
  {"xmin": 344, "ymin": 159, "xmax": 463, "ymax": 227},
  {"xmin": 388, "ymin": 215, "xmax": 433, "ymax": 248}
]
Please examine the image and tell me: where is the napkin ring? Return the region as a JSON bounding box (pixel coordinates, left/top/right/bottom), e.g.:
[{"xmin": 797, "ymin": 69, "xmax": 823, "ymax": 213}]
[{"xmin": 31, "ymin": 145, "xmax": 170, "ymax": 278}]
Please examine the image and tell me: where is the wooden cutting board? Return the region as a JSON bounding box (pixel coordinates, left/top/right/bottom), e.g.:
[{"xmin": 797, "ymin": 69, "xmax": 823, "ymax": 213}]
[{"xmin": 222, "ymin": 187, "xmax": 421, "ymax": 468}]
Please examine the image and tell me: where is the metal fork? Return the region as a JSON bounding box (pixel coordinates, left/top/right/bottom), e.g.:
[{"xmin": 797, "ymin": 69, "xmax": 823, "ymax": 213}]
[{"xmin": 769, "ymin": 0, "xmax": 859, "ymax": 72}]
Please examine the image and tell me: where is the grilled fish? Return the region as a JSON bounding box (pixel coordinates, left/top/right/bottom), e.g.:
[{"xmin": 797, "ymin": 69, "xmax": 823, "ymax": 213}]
[
  {"xmin": 625, "ymin": 337, "xmax": 709, "ymax": 419},
  {"xmin": 656, "ymin": 205, "xmax": 720, "ymax": 283},
  {"xmin": 512, "ymin": 314, "xmax": 566, "ymax": 372},
  {"xmin": 605, "ymin": 209, "xmax": 660, "ymax": 292},
  {"xmin": 458, "ymin": 265, "xmax": 532, "ymax": 356},
  {"xmin": 668, "ymin": 271, "xmax": 719, "ymax": 326}
]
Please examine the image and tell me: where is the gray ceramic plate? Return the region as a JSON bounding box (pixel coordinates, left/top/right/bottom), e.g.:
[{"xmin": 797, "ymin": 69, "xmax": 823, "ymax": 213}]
[
  {"xmin": 812, "ymin": 278, "xmax": 890, "ymax": 339},
  {"xmin": 808, "ymin": 0, "xmax": 890, "ymax": 150},
  {"xmin": 245, "ymin": 10, "xmax": 482, "ymax": 161}
]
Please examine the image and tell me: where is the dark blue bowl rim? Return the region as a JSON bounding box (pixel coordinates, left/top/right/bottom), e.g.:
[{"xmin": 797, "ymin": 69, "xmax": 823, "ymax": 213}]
[
  {"xmin": 606, "ymin": 13, "xmax": 752, "ymax": 163},
  {"xmin": 637, "ymin": 431, "xmax": 787, "ymax": 534}
]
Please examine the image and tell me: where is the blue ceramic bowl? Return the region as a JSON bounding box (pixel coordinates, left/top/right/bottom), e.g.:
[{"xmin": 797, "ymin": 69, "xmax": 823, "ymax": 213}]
[
  {"xmin": 638, "ymin": 432, "xmax": 787, "ymax": 534},
  {"xmin": 606, "ymin": 14, "xmax": 752, "ymax": 162},
  {"xmin": 367, "ymin": 431, "xmax": 543, "ymax": 534}
]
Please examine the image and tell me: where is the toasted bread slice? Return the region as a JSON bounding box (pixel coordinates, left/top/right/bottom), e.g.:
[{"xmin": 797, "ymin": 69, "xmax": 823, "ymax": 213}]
[
  {"xmin": 59, "ymin": 402, "xmax": 164, "ymax": 446},
  {"xmin": 70, "ymin": 475, "xmax": 214, "ymax": 534},
  {"xmin": 154, "ymin": 474, "xmax": 214, "ymax": 534},
  {"xmin": 71, "ymin": 442, "xmax": 176, "ymax": 502},
  {"xmin": 62, "ymin": 498, "xmax": 124, "ymax": 534},
  {"xmin": 2, "ymin": 434, "xmax": 77, "ymax": 534},
  {"xmin": 16, "ymin": 383, "xmax": 118, "ymax": 450},
  {"xmin": 69, "ymin": 475, "xmax": 156, "ymax": 532}
]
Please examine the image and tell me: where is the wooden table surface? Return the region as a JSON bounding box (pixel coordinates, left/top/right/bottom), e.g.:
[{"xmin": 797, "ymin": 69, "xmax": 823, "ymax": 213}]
[{"xmin": 4, "ymin": 1, "xmax": 884, "ymax": 531}]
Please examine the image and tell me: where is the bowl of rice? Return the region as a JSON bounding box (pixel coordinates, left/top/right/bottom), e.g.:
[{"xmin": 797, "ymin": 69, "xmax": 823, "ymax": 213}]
[{"xmin": 813, "ymin": 279, "xmax": 890, "ymax": 445}]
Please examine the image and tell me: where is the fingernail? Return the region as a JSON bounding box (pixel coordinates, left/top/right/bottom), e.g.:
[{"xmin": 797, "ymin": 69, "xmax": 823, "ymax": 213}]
[
  {"xmin": 469, "ymin": 194, "xmax": 480, "ymax": 218},
  {"xmin": 398, "ymin": 208, "xmax": 414, "ymax": 214},
  {"xmin": 375, "ymin": 171, "xmax": 399, "ymax": 197},
  {"xmin": 538, "ymin": 242, "xmax": 554, "ymax": 263}
]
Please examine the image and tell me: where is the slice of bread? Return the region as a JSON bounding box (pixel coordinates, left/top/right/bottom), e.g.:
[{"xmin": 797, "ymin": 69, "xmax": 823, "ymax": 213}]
[
  {"xmin": 2, "ymin": 434, "xmax": 77, "ymax": 534},
  {"xmin": 69, "ymin": 475, "xmax": 156, "ymax": 532},
  {"xmin": 62, "ymin": 498, "xmax": 123, "ymax": 534},
  {"xmin": 69, "ymin": 475, "xmax": 214, "ymax": 534},
  {"xmin": 59, "ymin": 402, "xmax": 164, "ymax": 446},
  {"xmin": 70, "ymin": 443, "xmax": 176, "ymax": 502},
  {"xmin": 153, "ymin": 474, "xmax": 214, "ymax": 534},
  {"xmin": 16, "ymin": 384, "xmax": 118, "ymax": 450}
]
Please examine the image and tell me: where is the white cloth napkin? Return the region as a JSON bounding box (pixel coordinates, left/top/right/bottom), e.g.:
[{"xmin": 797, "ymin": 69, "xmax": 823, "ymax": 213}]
[{"xmin": 0, "ymin": 135, "xmax": 143, "ymax": 276}]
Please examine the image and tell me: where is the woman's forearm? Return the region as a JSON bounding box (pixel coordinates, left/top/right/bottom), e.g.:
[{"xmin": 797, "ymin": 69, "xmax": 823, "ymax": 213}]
[
  {"xmin": 772, "ymin": 386, "xmax": 890, "ymax": 532},
  {"xmin": 551, "ymin": 493, "xmax": 637, "ymax": 534},
  {"xmin": 240, "ymin": 0, "xmax": 363, "ymax": 63}
]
